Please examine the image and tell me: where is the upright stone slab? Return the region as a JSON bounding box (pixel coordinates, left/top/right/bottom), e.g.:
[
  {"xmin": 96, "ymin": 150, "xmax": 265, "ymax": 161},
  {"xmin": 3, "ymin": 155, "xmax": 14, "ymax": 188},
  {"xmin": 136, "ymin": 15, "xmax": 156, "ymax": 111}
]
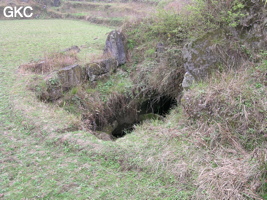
[
  {"xmin": 104, "ymin": 30, "xmax": 127, "ymax": 65},
  {"xmin": 182, "ymin": 72, "xmax": 195, "ymax": 90},
  {"xmin": 53, "ymin": 0, "xmax": 61, "ymax": 7}
]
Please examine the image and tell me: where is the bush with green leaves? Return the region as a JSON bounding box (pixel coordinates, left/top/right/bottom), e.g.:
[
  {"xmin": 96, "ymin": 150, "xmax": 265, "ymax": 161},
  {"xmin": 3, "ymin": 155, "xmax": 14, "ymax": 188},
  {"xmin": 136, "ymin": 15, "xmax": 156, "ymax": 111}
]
[{"xmin": 127, "ymin": 0, "xmax": 253, "ymax": 44}]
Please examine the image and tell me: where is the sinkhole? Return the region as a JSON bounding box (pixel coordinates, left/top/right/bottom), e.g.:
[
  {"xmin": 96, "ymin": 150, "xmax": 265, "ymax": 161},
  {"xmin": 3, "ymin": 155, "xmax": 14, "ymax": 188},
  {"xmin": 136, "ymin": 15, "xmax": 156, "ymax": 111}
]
[{"xmin": 111, "ymin": 95, "xmax": 177, "ymax": 138}]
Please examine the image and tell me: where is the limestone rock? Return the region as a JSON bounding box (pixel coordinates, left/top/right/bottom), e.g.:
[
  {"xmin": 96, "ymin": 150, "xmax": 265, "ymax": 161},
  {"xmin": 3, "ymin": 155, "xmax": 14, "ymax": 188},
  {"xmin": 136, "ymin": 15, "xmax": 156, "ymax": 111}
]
[
  {"xmin": 104, "ymin": 30, "xmax": 127, "ymax": 65},
  {"xmin": 46, "ymin": 85, "xmax": 63, "ymax": 101},
  {"xmin": 182, "ymin": 29, "xmax": 246, "ymax": 81},
  {"xmin": 44, "ymin": 72, "xmax": 63, "ymax": 101},
  {"xmin": 41, "ymin": 64, "xmax": 84, "ymax": 101},
  {"xmin": 182, "ymin": 37, "xmax": 219, "ymax": 81},
  {"xmin": 85, "ymin": 58, "xmax": 118, "ymax": 81},
  {"xmin": 57, "ymin": 64, "xmax": 84, "ymax": 91},
  {"xmin": 101, "ymin": 58, "xmax": 118, "ymax": 73},
  {"xmin": 182, "ymin": 72, "xmax": 195, "ymax": 90},
  {"xmin": 155, "ymin": 42, "xmax": 166, "ymax": 63},
  {"xmin": 53, "ymin": 0, "xmax": 61, "ymax": 7},
  {"xmin": 239, "ymin": 0, "xmax": 267, "ymax": 52},
  {"xmin": 86, "ymin": 63, "xmax": 105, "ymax": 82},
  {"xmin": 181, "ymin": 1, "xmax": 266, "ymax": 82}
]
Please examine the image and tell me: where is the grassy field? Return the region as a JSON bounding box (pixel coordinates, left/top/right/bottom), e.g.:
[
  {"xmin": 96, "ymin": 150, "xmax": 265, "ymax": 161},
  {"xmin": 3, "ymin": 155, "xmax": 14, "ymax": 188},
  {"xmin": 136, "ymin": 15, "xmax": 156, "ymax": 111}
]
[
  {"xmin": 0, "ymin": 18, "xmax": 266, "ymax": 199},
  {"xmin": 0, "ymin": 19, "xmax": 111, "ymax": 63},
  {"xmin": 0, "ymin": 19, "xmax": 191, "ymax": 199}
]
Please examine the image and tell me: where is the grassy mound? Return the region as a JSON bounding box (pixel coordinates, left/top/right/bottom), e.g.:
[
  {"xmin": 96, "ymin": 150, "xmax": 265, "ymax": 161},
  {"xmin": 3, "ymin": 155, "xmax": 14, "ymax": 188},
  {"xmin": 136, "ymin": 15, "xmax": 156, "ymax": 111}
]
[
  {"xmin": 182, "ymin": 66, "xmax": 266, "ymax": 151},
  {"xmin": 178, "ymin": 66, "xmax": 267, "ymax": 198}
]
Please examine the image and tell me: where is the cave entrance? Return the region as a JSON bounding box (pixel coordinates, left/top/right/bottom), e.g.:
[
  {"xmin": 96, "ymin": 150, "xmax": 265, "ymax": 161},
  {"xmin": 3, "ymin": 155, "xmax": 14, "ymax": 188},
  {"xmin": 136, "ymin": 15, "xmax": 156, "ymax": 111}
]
[
  {"xmin": 111, "ymin": 123, "xmax": 136, "ymax": 138},
  {"xmin": 140, "ymin": 95, "xmax": 178, "ymax": 116},
  {"xmin": 111, "ymin": 95, "xmax": 177, "ymax": 138}
]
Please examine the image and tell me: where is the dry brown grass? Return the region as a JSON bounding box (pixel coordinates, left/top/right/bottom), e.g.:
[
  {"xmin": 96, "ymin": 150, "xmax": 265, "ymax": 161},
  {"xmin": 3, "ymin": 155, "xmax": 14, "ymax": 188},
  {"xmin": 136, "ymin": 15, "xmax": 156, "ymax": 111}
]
[
  {"xmin": 181, "ymin": 65, "xmax": 266, "ymax": 150},
  {"xmin": 84, "ymin": 2, "xmax": 152, "ymax": 19},
  {"xmin": 10, "ymin": 76, "xmax": 82, "ymax": 134},
  {"xmin": 82, "ymin": 92, "xmax": 138, "ymax": 131},
  {"xmin": 0, "ymin": 0, "xmax": 36, "ymax": 6},
  {"xmin": 195, "ymin": 153, "xmax": 262, "ymax": 200},
  {"xmin": 164, "ymin": 0, "xmax": 192, "ymax": 14},
  {"xmin": 127, "ymin": 119, "xmax": 264, "ymax": 199},
  {"xmin": 132, "ymin": 48, "xmax": 185, "ymax": 99},
  {"xmin": 19, "ymin": 51, "xmax": 78, "ymax": 74},
  {"xmin": 164, "ymin": 63, "xmax": 267, "ymax": 199},
  {"xmin": 149, "ymin": 61, "xmax": 185, "ymax": 97}
]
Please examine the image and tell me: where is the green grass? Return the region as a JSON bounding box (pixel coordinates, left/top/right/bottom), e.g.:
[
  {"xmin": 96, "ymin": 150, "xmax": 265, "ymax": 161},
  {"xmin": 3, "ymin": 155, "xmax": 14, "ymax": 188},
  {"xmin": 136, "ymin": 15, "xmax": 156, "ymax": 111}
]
[
  {"xmin": 0, "ymin": 129, "xmax": 183, "ymax": 199},
  {"xmin": 0, "ymin": 19, "xmax": 111, "ymax": 64},
  {"xmin": 0, "ymin": 19, "xmax": 193, "ymax": 199},
  {"xmin": 0, "ymin": 19, "xmax": 112, "ymax": 131},
  {"xmin": 71, "ymin": 12, "xmax": 88, "ymax": 17},
  {"xmin": 87, "ymin": 71, "xmax": 134, "ymax": 100},
  {"xmin": 1, "ymin": 13, "xmax": 265, "ymax": 199}
]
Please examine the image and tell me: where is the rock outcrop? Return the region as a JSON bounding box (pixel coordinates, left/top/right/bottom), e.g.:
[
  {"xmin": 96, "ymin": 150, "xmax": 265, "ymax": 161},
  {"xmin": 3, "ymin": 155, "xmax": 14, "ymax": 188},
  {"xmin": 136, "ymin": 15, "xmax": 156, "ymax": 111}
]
[
  {"xmin": 182, "ymin": 36, "xmax": 219, "ymax": 81},
  {"xmin": 181, "ymin": 0, "xmax": 266, "ymax": 89},
  {"xmin": 43, "ymin": 73, "xmax": 63, "ymax": 101},
  {"xmin": 40, "ymin": 64, "xmax": 84, "ymax": 101},
  {"xmin": 239, "ymin": 0, "xmax": 267, "ymax": 51},
  {"xmin": 36, "ymin": 56, "xmax": 119, "ymax": 101}
]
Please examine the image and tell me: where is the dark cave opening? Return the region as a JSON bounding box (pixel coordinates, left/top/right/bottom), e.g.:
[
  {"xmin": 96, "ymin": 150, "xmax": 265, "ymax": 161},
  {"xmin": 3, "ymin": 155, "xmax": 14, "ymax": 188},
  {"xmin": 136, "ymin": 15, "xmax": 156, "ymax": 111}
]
[
  {"xmin": 111, "ymin": 123, "xmax": 136, "ymax": 138},
  {"xmin": 140, "ymin": 95, "xmax": 178, "ymax": 116},
  {"xmin": 111, "ymin": 95, "xmax": 177, "ymax": 138}
]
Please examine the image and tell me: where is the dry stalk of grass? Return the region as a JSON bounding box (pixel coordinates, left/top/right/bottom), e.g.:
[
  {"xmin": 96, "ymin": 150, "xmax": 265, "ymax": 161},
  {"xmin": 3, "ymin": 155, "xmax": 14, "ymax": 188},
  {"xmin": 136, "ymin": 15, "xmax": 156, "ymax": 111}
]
[
  {"xmin": 181, "ymin": 66, "xmax": 266, "ymax": 150},
  {"xmin": 82, "ymin": 92, "xmax": 138, "ymax": 131},
  {"xmin": 195, "ymin": 156, "xmax": 262, "ymax": 200},
  {"xmin": 44, "ymin": 51, "xmax": 78, "ymax": 71},
  {"xmin": 149, "ymin": 63, "xmax": 185, "ymax": 97},
  {"xmin": 132, "ymin": 48, "xmax": 185, "ymax": 99},
  {"xmin": 176, "ymin": 65, "xmax": 266, "ymax": 199},
  {"xmin": 164, "ymin": 0, "xmax": 192, "ymax": 14},
  {"xmin": 210, "ymin": 43, "xmax": 246, "ymax": 69},
  {"xmin": 19, "ymin": 51, "xmax": 78, "ymax": 74}
]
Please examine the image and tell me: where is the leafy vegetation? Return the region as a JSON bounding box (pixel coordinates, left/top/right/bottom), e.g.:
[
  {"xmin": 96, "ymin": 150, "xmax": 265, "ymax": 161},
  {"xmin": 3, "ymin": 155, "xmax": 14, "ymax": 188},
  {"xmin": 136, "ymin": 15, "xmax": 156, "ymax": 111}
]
[{"xmin": 125, "ymin": 0, "xmax": 263, "ymax": 49}]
